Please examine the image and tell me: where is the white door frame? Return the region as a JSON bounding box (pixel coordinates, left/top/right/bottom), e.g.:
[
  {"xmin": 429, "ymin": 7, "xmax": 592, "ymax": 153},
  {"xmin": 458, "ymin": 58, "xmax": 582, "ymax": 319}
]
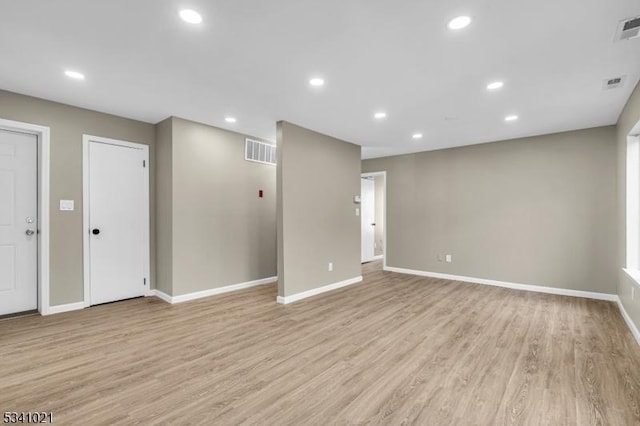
[
  {"xmin": 82, "ymin": 135, "xmax": 151, "ymax": 307},
  {"xmin": 0, "ymin": 118, "xmax": 51, "ymax": 315},
  {"xmin": 361, "ymin": 171, "xmax": 387, "ymax": 269}
]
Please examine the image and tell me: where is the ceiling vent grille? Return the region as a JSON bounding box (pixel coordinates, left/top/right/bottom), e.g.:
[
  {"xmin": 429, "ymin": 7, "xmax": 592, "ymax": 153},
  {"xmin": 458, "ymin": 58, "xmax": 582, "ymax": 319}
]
[
  {"xmin": 603, "ymin": 75, "xmax": 627, "ymax": 90},
  {"xmin": 615, "ymin": 16, "xmax": 640, "ymax": 41},
  {"xmin": 245, "ymin": 138, "xmax": 276, "ymax": 165}
]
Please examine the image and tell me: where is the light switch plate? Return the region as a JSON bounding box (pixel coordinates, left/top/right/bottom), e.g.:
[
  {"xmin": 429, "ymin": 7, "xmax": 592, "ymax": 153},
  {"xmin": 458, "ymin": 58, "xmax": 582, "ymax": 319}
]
[{"xmin": 59, "ymin": 200, "xmax": 74, "ymax": 211}]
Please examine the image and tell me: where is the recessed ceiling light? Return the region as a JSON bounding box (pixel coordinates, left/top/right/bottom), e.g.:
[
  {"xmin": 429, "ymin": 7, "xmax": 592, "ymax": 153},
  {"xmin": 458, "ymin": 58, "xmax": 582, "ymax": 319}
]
[
  {"xmin": 505, "ymin": 115, "xmax": 519, "ymax": 122},
  {"xmin": 374, "ymin": 112, "xmax": 387, "ymax": 119},
  {"xmin": 64, "ymin": 70, "xmax": 85, "ymax": 80},
  {"xmin": 179, "ymin": 9, "xmax": 203, "ymax": 24},
  {"xmin": 309, "ymin": 78, "xmax": 325, "ymax": 87},
  {"xmin": 448, "ymin": 16, "xmax": 471, "ymax": 30},
  {"xmin": 412, "ymin": 133, "xmax": 423, "ymax": 139},
  {"xmin": 225, "ymin": 117, "xmax": 237, "ymax": 123},
  {"xmin": 487, "ymin": 81, "xmax": 504, "ymax": 90}
]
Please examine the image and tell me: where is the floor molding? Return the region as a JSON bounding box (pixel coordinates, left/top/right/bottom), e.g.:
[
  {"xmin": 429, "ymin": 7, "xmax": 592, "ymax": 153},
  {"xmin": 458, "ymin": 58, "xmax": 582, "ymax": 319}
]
[
  {"xmin": 384, "ymin": 266, "xmax": 618, "ymax": 302},
  {"xmin": 46, "ymin": 302, "xmax": 85, "ymax": 315},
  {"xmin": 150, "ymin": 276, "xmax": 278, "ymax": 304},
  {"xmin": 617, "ymin": 297, "xmax": 640, "ymax": 347},
  {"xmin": 277, "ymin": 276, "xmax": 363, "ymax": 304}
]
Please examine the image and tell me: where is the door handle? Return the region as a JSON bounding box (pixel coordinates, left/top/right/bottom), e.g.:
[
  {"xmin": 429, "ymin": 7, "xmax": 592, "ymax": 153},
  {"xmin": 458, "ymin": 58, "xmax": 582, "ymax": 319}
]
[
  {"xmin": 92, "ymin": 229, "xmax": 100, "ymax": 235},
  {"xmin": 371, "ymin": 223, "xmax": 376, "ymax": 226},
  {"xmin": 25, "ymin": 229, "xmax": 35, "ymax": 236}
]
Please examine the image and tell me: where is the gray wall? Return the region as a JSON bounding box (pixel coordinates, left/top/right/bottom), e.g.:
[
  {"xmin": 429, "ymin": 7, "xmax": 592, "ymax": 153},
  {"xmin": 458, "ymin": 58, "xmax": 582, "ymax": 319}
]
[
  {"xmin": 617, "ymin": 82, "xmax": 640, "ymax": 331},
  {"xmin": 157, "ymin": 117, "xmax": 276, "ymax": 296},
  {"xmin": 277, "ymin": 121, "xmax": 361, "ymax": 298},
  {"xmin": 363, "ymin": 126, "xmax": 617, "ymax": 294},
  {"xmin": 0, "ymin": 89, "xmax": 156, "ymax": 306},
  {"xmin": 155, "ymin": 118, "xmax": 173, "ymax": 295}
]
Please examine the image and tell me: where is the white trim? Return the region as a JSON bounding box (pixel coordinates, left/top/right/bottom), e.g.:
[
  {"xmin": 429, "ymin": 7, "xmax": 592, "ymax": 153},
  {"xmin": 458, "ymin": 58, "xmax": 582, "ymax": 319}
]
[
  {"xmin": 276, "ymin": 275, "xmax": 363, "ymax": 304},
  {"xmin": 82, "ymin": 135, "xmax": 150, "ymax": 307},
  {"xmin": 383, "ymin": 266, "xmax": 618, "ymax": 301},
  {"xmin": 148, "ymin": 289, "xmax": 173, "ymax": 304},
  {"xmin": 47, "ymin": 302, "xmax": 84, "ymax": 315},
  {"xmin": 361, "ymin": 171, "xmax": 387, "ymax": 269},
  {"xmin": 372, "ymin": 254, "xmax": 384, "ymax": 260},
  {"xmin": 0, "ymin": 118, "xmax": 51, "ymax": 315},
  {"xmin": 626, "ymin": 134, "xmax": 640, "ymax": 269},
  {"xmin": 617, "ymin": 297, "xmax": 640, "ymax": 347},
  {"xmin": 150, "ymin": 276, "xmax": 278, "ymax": 304},
  {"xmin": 623, "ymin": 268, "xmax": 640, "ymax": 289}
]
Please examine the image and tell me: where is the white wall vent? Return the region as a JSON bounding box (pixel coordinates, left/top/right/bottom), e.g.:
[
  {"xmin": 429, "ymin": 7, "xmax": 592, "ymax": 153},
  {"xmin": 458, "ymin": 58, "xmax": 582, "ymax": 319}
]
[
  {"xmin": 245, "ymin": 138, "xmax": 276, "ymax": 165},
  {"xmin": 603, "ymin": 75, "xmax": 627, "ymax": 90},
  {"xmin": 615, "ymin": 16, "xmax": 640, "ymax": 42}
]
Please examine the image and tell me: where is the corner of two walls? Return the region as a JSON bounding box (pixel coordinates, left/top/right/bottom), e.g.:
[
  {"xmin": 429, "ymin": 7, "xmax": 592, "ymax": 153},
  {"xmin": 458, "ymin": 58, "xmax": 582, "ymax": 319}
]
[
  {"xmin": 154, "ymin": 117, "xmax": 277, "ymax": 297},
  {"xmin": 363, "ymin": 125, "xmax": 618, "ymax": 296},
  {"xmin": 277, "ymin": 121, "xmax": 362, "ymax": 300}
]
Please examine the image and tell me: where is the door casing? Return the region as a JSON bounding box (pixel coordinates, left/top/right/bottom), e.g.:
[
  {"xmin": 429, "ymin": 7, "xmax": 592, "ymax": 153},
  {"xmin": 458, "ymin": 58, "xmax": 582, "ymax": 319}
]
[
  {"xmin": 0, "ymin": 118, "xmax": 50, "ymax": 315},
  {"xmin": 361, "ymin": 171, "xmax": 387, "ymax": 268}
]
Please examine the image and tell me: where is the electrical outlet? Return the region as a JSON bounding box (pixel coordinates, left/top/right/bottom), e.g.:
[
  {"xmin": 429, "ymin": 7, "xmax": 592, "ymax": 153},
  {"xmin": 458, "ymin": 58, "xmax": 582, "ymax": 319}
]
[
  {"xmin": 328, "ymin": 262, "xmax": 333, "ymax": 272},
  {"xmin": 445, "ymin": 254, "xmax": 452, "ymax": 263},
  {"xmin": 355, "ymin": 208, "xmax": 360, "ymax": 216}
]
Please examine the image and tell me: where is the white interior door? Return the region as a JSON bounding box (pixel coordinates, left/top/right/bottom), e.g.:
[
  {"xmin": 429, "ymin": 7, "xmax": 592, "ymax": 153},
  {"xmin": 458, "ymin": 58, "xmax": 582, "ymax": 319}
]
[
  {"xmin": 87, "ymin": 139, "xmax": 148, "ymax": 306},
  {"xmin": 361, "ymin": 178, "xmax": 375, "ymax": 262},
  {"xmin": 0, "ymin": 129, "xmax": 38, "ymax": 315}
]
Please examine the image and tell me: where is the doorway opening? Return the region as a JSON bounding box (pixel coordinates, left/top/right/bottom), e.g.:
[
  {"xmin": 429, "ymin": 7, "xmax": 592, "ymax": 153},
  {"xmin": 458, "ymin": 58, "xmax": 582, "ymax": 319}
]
[{"xmin": 361, "ymin": 171, "xmax": 386, "ymax": 270}]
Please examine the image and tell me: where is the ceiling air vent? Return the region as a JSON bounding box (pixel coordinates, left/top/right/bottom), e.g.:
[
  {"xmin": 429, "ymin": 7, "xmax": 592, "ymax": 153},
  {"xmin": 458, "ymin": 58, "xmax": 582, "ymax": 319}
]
[
  {"xmin": 603, "ymin": 75, "xmax": 627, "ymax": 90},
  {"xmin": 245, "ymin": 138, "xmax": 276, "ymax": 165},
  {"xmin": 615, "ymin": 16, "xmax": 640, "ymax": 41}
]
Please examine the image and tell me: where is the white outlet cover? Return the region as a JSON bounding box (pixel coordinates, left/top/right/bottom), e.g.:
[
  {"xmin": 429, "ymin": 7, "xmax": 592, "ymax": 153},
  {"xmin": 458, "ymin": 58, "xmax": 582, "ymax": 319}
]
[
  {"xmin": 59, "ymin": 200, "xmax": 74, "ymax": 211},
  {"xmin": 445, "ymin": 254, "xmax": 452, "ymax": 263}
]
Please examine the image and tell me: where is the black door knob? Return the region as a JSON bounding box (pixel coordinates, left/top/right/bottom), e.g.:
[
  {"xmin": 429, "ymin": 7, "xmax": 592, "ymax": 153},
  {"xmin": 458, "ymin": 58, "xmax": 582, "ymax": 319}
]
[{"xmin": 92, "ymin": 229, "xmax": 100, "ymax": 235}]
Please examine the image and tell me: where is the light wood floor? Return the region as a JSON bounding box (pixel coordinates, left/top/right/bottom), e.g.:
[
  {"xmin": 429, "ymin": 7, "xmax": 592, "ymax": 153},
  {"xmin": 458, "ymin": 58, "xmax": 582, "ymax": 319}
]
[{"xmin": 2, "ymin": 261, "xmax": 640, "ymax": 425}]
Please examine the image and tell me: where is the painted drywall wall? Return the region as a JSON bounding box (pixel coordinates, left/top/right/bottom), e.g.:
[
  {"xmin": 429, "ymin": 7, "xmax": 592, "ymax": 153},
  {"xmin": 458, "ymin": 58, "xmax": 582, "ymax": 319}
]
[
  {"xmin": 0, "ymin": 89, "xmax": 156, "ymax": 306},
  {"xmin": 157, "ymin": 117, "xmax": 276, "ymax": 296},
  {"xmin": 277, "ymin": 121, "xmax": 361, "ymax": 298},
  {"xmin": 374, "ymin": 175, "xmax": 384, "ymax": 257},
  {"xmin": 155, "ymin": 118, "xmax": 173, "ymax": 295},
  {"xmin": 617, "ymin": 82, "xmax": 640, "ymax": 331},
  {"xmin": 363, "ymin": 126, "xmax": 617, "ymax": 294}
]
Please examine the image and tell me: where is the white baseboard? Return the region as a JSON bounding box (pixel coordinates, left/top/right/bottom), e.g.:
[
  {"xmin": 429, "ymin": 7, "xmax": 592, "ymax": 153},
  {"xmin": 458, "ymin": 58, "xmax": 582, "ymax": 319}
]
[
  {"xmin": 617, "ymin": 297, "xmax": 640, "ymax": 347},
  {"xmin": 150, "ymin": 276, "xmax": 278, "ymax": 304},
  {"xmin": 45, "ymin": 302, "xmax": 85, "ymax": 315},
  {"xmin": 383, "ymin": 266, "xmax": 618, "ymax": 302},
  {"xmin": 148, "ymin": 289, "xmax": 172, "ymax": 303},
  {"xmin": 373, "ymin": 254, "xmax": 384, "ymax": 260},
  {"xmin": 277, "ymin": 276, "xmax": 363, "ymax": 304}
]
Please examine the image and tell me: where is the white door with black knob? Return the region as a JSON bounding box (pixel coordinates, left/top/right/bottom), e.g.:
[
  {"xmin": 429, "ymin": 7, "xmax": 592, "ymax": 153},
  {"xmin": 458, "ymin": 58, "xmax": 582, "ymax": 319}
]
[
  {"xmin": 0, "ymin": 129, "xmax": 38, "ymax": 316},
  {"xmin": 84, "ymin": 136, "xmax": 149, "ymax": 306}
]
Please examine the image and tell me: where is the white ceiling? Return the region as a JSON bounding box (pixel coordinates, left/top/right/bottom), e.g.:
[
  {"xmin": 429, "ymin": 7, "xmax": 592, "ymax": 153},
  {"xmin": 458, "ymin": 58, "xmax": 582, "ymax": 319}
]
[{"xmin": 1, "ymin": 0, "xmax": 639, "ymax": 159}]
